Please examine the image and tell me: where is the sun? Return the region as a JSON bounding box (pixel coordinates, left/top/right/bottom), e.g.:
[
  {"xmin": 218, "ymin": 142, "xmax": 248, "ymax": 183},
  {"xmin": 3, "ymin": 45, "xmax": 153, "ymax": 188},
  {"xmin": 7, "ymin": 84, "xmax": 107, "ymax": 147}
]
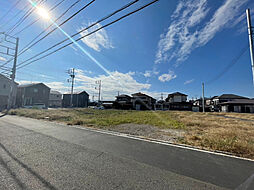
[{"xmin": 36, "ymin": 6, "xmax": 50, "ymax": 20}]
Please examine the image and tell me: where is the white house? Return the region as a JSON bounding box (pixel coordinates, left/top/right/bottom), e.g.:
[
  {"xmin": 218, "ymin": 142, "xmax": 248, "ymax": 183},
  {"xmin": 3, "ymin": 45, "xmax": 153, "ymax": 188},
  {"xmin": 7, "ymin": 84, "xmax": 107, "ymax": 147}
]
[{"xmin": 0, "ymin": 74, "xmax": 18, "ymax": 110}]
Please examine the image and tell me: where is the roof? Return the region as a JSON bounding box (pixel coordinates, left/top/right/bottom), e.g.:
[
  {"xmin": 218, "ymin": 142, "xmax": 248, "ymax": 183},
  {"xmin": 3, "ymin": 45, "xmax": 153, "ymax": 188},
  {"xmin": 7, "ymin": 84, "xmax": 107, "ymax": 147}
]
[
  {"xmin": 18, "ymin": 83, "xmax": 50, "ymax": 89},
  {"xmin": 116, "ymin": 94, "xmax": 131, "ymax": 98},
  {"xmin": 168, "ymin": 92, "xmax": 187, "ymax": 96},
  {"xmin": 50, "ymin": 90, "xmax": 61, "ymax": 95},
  {"xmin": 220, "ymin": 99, "xmax": 254, "ymax": 105},
  {"xmin": 64, "ymin": 90, "xmax": 89, "ymax": 96},
  {"xmin": 216, "ymin": 94, "xmax": 248, "ymax": 99},
  {"xmin": 131, "ymin": 92, "xmax": 155, "ymax": 99},
  {"xmin": 0, "ymin": 73, "xmax": 18, "ymax": 85}
]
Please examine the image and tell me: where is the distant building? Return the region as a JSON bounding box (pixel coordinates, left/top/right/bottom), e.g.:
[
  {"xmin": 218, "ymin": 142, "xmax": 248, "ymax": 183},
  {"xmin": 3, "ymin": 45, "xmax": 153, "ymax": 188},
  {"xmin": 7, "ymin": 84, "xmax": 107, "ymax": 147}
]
[
  {"xmin": 114, "ymin": 94, "xmax": 132, "ymax": 109},
  {"xmin": 164, "ymin": 92, "xmax": 192, "ymax": 111},
  {"xmin": 62, "ymin": 91, "xmax": 89, "ymax": 108},
  {"xmin": 155, "ymin": 100, "xmax": 165, "ymax": 110},
  {"xmin": 49, "ymin": 90, "xmax": 62, "ymax": 108},
  {"xmin": 131, "ymin": 92, "xmax": 156, "ymax": 110},
  {"xmin": 220, "ymin": 99, "xmax": 254, "ymax": 113},
  {"xmin": 16, "ymin": 83, "xmax": 50, "ymax": 108},
  {"xmin": 0, "ymin": 74, "xmax": 18, "ymax": 110},
  {"xmin": 165, "ymin": 92, "xmax": 187, "ymax": 103},
  {"xmin": 211, "ymin": 94, "xmax": 248, "ymax": 112},
  {"xmin": 212, "ymin": 94, "xmax": 248, "ymax": 105}
]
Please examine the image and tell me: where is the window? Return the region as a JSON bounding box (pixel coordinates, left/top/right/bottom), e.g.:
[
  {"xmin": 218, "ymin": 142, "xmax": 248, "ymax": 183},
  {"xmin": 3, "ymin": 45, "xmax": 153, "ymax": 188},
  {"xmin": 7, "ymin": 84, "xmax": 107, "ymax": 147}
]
[
  {"xmin": 34, "ymin": 88, "xmax": 38, "ymax": 93},
  {"xmin": 3, "ymin": 84, "xmax": 6, "ymax": 89}
]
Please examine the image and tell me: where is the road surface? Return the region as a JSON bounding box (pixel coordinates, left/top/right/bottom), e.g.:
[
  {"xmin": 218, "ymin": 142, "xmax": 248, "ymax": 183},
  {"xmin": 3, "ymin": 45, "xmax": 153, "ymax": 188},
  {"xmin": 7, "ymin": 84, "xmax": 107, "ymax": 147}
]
[{"xmin": 0, "ymin": 115, "xmax": 253, "ymax": 189}]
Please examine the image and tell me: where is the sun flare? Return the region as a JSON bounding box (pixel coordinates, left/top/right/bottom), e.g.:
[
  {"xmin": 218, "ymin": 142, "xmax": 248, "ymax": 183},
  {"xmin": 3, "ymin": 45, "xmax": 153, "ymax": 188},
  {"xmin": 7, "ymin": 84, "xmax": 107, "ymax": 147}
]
[{"xmin": 36, "ymin": 6, "xmax": 50, "ymax": 20}]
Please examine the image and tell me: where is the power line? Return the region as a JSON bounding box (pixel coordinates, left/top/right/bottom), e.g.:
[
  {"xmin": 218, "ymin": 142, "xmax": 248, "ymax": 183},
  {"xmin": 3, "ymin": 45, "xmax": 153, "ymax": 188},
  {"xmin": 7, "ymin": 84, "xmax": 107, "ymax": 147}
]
[
  {"xmin": 0, "ymin": 0, "xmax": 22, "ymax": 23},
  {"xmin": 17, "ymin": 0, "xmax": 159, "ymax": 69},
  {"xmin": 16, "ymin": 0, "xmax": 139, "ymax": 68},
  {"xmin": 206, "ymin": 45, "xmax": 249, "ymax": 85},
  {"xmin": 17, "ymin": 0, "xmax": 86, "ymax": 56},
  {"xmin": 7, "ymin": 0, "xmax": 47, "ymax": 35},
  {"xmin": 0, "ymin": 0, "xmax": 83, "ymax": 68},
  {"xmin": 13, "ymin": 0, "xmax": 66, "ymax": 36},
  {"xmin": 1, "ymin": 2, "xmax": 30, "ymax": 30}
]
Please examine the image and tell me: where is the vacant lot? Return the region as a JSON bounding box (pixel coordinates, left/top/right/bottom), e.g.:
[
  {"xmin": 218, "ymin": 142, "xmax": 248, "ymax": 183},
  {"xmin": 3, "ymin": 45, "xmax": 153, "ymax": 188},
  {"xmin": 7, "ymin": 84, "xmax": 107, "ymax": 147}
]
[{"xmin": 8, "ymin": 108, "xmax": 254, "ymax": 159}]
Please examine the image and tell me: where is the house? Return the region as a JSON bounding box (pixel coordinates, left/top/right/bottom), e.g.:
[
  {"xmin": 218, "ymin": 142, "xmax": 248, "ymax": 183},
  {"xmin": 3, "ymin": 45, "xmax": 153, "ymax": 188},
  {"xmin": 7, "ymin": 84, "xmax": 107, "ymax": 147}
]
[
  {"xmin": 49, "ymin": 90, "xmax": 62, "ymax": 108},
  {"xmin": 193, "ymin": 97, "xmax": 211, "ymax": 112},
  {"xmin": 131, "ymin": 92, "xmax": 156, "ymax": 110},
  {"xmin": 220, "ymin": 99, "xmax": 254, "ymax": 113},
  {"xmin": 212, "ymin": 94, "xmax": 248, "ymax": 105},
  {"xmin": 165, "ymin": 92, "xmax": 187, "ymax": 103},
  {"xmin": 0, "ymin": 74, "xmax": 18, "ymax": 110},
  {"xmin": 62, "ymin": 91, "xmax": 89, "ymax": 108},
  {"xmin": 164, "ymin": 92, "xmax": 192, "ymax": 111},
  {"xmin": 114, "ymin": 94, "xmax": 132, "ymax": 110},
  {"xmin": 16, "ymin": 83, "xmax": 50, "ymax": 108},
  {"xmin": 155, "ymin": 100, "xmax": 165, "ymax": 110},
  {"xmin": 211, "ymin": 94, "xmax": 248, "ymax": 111}
]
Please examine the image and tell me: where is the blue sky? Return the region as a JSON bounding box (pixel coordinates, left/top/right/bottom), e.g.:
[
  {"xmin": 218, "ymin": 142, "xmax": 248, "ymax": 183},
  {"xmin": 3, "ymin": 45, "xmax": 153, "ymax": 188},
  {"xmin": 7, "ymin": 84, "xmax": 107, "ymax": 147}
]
[{"xmin": 0, "ymin": 0, "xmax": 254, "ymax": 100}]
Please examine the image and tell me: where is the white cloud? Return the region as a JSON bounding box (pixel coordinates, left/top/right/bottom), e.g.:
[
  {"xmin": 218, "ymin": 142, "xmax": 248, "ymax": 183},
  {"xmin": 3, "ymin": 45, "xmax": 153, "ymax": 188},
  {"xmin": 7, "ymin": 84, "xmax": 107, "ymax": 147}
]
[
  {"xmin": 184, "ymin": 79, "xmax": 194, "ymax": 85},
  {"xmin": 155, "ymin": 0, "xmax": 248, "ymax": 65},
  {"xmin": 79, "ymin": 23, "xmax": 113, "ymax": 52},
  {"xmin": 144, "ymin": 71, "xmax": 151, "ymax": 77},
  {"xmin": 198, "ymin": 0, "xmax": 248, "ymax": 46},
  {"xmin": 142, "ymin": 69, "xmax": 159, "ymax": 78},
  {"xmin": 0, "ymin": 56, "xmax": 7, "ymax": 62},
  {"xmin": 17, "ymin": 69, "xmax": 177, "ymax": 100},
  {"xmin": 158, "ymin": 71, "xmax": 177, "ymax": 82}
]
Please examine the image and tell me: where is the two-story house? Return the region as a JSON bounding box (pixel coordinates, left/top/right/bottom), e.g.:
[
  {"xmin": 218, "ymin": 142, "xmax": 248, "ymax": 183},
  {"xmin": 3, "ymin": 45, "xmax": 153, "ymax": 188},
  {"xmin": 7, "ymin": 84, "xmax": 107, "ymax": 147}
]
[
  {"xmin": 114, "ymin": 94, "xmax": 132, "ymax": 109},
  {"xmin": 165, "ymin": 92, "xmax": 192, "ymax": 110},
  {"xmin": 16, "ymin": 83, "xmax": 50, "ymax": 108},
  {"xmin": 131, "ymin": 92, "xmax": 156, "ymax": 110}
]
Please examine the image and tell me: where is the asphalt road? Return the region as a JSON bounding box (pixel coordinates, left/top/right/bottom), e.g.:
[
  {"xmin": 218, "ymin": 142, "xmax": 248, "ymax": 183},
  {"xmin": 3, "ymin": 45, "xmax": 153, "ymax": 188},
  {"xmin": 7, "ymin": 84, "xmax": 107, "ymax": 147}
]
[{"xmin": 0, "ymin": 115, "xmax": 253, "ymax": 190}]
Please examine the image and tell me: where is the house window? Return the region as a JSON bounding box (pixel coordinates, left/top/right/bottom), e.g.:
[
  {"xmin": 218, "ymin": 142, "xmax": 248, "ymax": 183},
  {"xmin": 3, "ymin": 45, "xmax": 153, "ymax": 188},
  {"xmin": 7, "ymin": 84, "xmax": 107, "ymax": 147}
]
[
  {"xmin": 3, "ymin": 84, "xmax": 6, "ymax": 89},
  {"xmin": 34, "ymin": 88, "xmax": 38, "ymax": 93}
]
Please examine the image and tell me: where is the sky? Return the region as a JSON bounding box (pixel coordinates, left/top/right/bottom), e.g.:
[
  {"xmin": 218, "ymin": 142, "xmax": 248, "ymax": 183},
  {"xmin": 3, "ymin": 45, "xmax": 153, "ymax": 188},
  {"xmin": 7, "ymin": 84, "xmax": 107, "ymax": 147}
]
[{"xmin": 0, "ymin": 0, "xmax": 254, "ymax": 101}]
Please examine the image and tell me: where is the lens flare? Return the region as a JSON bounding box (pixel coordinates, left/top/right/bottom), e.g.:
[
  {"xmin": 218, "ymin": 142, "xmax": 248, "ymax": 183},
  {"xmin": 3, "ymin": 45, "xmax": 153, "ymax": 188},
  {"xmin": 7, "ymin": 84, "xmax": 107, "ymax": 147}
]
[{"xmin": 36, "ymin": 6, "xmax": 50, "ymax": 20}]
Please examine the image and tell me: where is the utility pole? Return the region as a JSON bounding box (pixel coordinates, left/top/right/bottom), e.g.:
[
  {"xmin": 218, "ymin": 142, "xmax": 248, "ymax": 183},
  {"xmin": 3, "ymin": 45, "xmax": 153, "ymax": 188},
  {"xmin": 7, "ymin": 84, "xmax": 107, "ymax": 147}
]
[
  {"xmin": 0, "ymin": 32, "xmax": 19, "ymax": 110},
  {"xmin": 67, "ymin": 68, "xmax": 75, "ymax": 107},
  {"xmin": 95, "ymin": 80, "xmax": 101, "ymax": 102},
  {"xmin": 246, "ymin": 9, "xmax": 254, "ymax": 85},
  {"xmin": 202, "ymin": 82, "xmax": 205, "ymax": 113}
]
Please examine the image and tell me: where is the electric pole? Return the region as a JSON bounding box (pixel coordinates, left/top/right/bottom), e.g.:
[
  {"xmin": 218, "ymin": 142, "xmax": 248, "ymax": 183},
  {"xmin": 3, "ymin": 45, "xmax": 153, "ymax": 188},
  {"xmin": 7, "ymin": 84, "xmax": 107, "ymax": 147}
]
[
  {"xmin": 161, "ymin": 93, "xmax": 163, "ymax": 100},
  {"xmin": 202, "ymin": 82, "xmax": 205, "ymax": 113},
  {"xmin": 246, "ymin": 9, "xmax": 254, "ymax": 85},
  {"xmin": 95, "ymin": 80, "xmax": 101, "ymax": 102},
  {"xmin": 67, "ymin": 68, "xmax": 75, "ymax": 107},
  {"xmin": 0, "ymin": 32, "xmax": 19, "ymax": 110}
]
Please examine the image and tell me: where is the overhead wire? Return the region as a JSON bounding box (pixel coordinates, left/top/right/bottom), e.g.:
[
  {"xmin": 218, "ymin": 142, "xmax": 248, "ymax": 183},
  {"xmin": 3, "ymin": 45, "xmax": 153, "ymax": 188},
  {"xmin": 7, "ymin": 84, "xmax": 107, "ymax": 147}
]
[
  {"xmin": 17, "ymin": 0, "xmax": 159, "ymax": 69},
  {"xmin": 7, "ymin": 0, "xmax": 47, "ymax": 35},
  {"xmin": 13, "ymin": 0, "xmax": 66, "ymax": 36},
  {"xmin": 206, "ymin": 45, "xmax": 249, "ymax": 85},
  {"xmin": 0, "ymin": 0, "xmax": 22, "ymax": 24},
  {"xmin": 0, "ymin": 0, "xmax": 83, "ymax": 68},
  {"xmin": 16, "ymin": 0, "xmax": 139, "ymax": 67}
]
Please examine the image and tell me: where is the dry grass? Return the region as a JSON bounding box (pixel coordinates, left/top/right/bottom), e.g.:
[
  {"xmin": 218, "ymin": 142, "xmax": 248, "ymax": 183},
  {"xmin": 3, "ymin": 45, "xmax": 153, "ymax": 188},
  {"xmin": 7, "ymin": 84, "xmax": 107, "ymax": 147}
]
[{"xmin": 8, "ymin": 108, "xmax": 254, "ymax": 159}]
